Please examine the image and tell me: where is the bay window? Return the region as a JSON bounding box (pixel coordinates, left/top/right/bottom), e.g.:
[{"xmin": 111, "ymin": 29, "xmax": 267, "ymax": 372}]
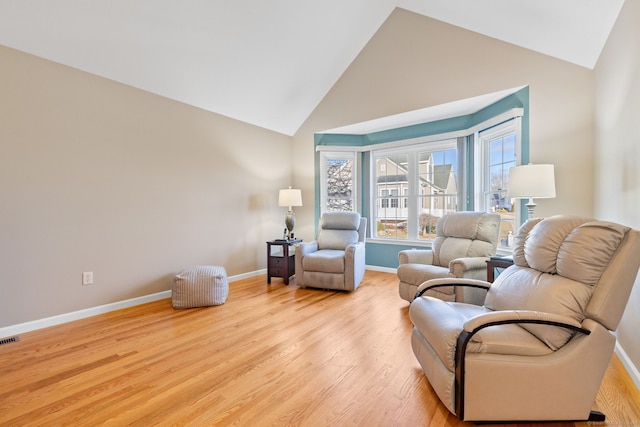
[{"xmin": 315, "ymin": 87, "xmax": 528, "ymax": 259}]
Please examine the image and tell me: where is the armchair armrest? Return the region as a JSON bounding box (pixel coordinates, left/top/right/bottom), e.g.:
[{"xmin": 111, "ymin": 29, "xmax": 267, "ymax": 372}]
[
  {"xmin": 297, "ymin": 241, "xmax": 318, "ymax": 256},
  {"xmin": 344, "ymin": 241, "xmax": 366, "ymax": 290},
  {"xmin": 449, "ymin": 256, "xmax": 490, "ymax": 275},
  {"xmin": 345, "ymin": 241, "xmax": 365, "ymax": 255},
  {"xmin": 398, "ymin": 249, "xmax": 434, "ymax": 265},
  {"xmin": 345, "ymin": 241, "xmax": 366, "ymax": 265},
  {"xmin": 415, "ymin": 278, "xmax": 491, "ymax": 300}
]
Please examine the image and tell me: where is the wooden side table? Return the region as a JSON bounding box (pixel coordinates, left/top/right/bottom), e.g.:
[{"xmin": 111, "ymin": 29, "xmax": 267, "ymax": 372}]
[
  {"xmin": 486, "ymin": 256, "xmax": 514, "ymax": 282},
  {"xmin": 266, "ymin": 239, "xmax": 302, "ymax": 285}
]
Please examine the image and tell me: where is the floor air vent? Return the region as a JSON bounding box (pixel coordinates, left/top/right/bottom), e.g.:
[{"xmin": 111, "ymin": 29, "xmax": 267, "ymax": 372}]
[{"xmin": 0, "ymin": 336, "xmax": 20, "ymax": 346}]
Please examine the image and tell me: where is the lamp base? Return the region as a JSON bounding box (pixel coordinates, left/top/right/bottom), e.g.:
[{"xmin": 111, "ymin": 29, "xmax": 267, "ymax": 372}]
[
  {"xmin": 285, "ymin": 210, "xmax": 295, "ymax": 237},
  {"xmin": 525, "ymin": 198, "xmax": 537, "ymax": 218}
]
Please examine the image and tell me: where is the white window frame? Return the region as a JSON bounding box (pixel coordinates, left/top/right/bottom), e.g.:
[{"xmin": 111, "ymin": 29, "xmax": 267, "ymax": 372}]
[
  {"xmin": 371, "ymin": 139, "xmax": 458, "ymax": 241},
  {"xmin": 475, "ymin": 118, "xmax": 522, "ymax": 250},
  {"xmin": 475, "ymin": 119, "xmax": 521, "ymax": 211},
  {"xmin": 319, "ymin": 151, "xmax": 358, "ymax": 214}
]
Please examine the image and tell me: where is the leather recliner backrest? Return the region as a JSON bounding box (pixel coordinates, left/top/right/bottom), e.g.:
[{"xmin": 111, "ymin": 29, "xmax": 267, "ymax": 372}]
[
  {"xmin": 586, "ymin": 227, "xmax": 640, "ymax": 330},
  {"xmin": 432, "ymin": 211, "xmax": 500, "ymax": 267},
  {"xmin": 486, "ymin": 215, "xmax": 640, "ymax": 350}
]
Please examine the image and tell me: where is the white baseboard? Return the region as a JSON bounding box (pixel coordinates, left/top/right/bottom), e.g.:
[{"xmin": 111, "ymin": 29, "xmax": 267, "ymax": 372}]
[
  {"xmin": 0, "ymin": 290, "xmax": 171, "ymax": 339},
  {"xmin": 365, "ymin": 265, "xmax": 397, "ymax": 274},
  {"xmin": 0, "ymin": 270, "xmax": 262, "ymax": 339},
  {"xmin": 615, "ymin": 342, "xmax": 640, "ymax": 392}
]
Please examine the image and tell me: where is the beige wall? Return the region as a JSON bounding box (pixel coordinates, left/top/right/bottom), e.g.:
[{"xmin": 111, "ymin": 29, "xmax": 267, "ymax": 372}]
[
  {"xmin": 0, "ymin": 46, "xmax": 292, "ymax": 327},
  {"xmin": 293, "ymin": 8, "xmax": 595, "ymax": 244},
  {"xmin": 594, "ymin": 0, "xmax": 640, "ymax": 379}
]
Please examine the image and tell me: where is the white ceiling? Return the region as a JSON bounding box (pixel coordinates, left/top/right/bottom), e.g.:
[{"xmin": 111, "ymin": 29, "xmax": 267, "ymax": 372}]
[{"xmin": 0, "ymin": 0, "xmax": 625, "ymax": 136}]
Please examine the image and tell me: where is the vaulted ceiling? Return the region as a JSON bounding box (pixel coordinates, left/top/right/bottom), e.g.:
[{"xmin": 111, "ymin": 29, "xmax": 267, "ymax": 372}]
[{"xmin": 0, "ymin": 0, "xmax": 625, "ymax": 135}]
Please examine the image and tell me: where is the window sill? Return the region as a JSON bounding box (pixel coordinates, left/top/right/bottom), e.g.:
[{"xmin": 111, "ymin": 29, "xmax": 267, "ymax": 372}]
[
  {"xmin": 366, "ymin": 238, "xmax": 433, "ymax": 248},
  {"xmin": 496, "ymin": 247, "xmax": 515, "ymax": 257}
]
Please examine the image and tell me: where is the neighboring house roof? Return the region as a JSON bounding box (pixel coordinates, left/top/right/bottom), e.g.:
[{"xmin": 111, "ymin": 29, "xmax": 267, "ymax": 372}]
[
  {"xmin": 376, "ymin": 164, "xmax": 455, "ymax": 192},
  {"xmin": 377, "ymin": 174, "xmax": 408, "ymax": 184},
  {"xmin": 432, "ymin": 164, "xmax": 452, "ymax": 190}
]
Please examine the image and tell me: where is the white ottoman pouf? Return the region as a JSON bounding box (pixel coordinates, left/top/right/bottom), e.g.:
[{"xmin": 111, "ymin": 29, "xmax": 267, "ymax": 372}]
[{"xmin": 172, "ymin": 265, "xmax": 228, "ymax": 309}]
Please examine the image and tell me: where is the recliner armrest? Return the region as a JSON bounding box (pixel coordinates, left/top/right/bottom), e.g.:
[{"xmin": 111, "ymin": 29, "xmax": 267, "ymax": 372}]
[
  {"xmin": 297, "ymin": 241, "xmax": 319, "ymax": 255},
  {"xmin": 398, "ymin": 249, "xmax": 434, "ymax": 265},
  {"xmin": 345, "ymin": 241, "xmax": 365, "ymax": 253},
  {"xmin": 449, "ymin": 256, "xmax": 490, "ymax": 273},
  {"xmin": 462, "ymin": 310, "xmax": 585, "ymax": 334},
  {"xmin": 414, "ymin": 278, "xmax": 491, "ymax": 299}
]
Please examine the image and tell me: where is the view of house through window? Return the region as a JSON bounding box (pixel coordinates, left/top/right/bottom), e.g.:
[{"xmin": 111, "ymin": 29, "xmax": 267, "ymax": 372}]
[{"xmin": 374, "ymin": 140, "xmax": 458, "ymax": 240}]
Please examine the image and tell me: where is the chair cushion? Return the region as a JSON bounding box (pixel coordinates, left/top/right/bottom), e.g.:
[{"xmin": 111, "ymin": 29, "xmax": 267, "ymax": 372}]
[
  {"xmin": 320, "ymin": 211, "xmax": 361, "ymax": 230},
  {"xmin": 318, "ymin": 229, "xmax": 359, "ymax": 250},
  {"xmin": 302, "ymin": 250, "xmax": 345, "ymax": 273},
  {"xmin": 515, "ymin": 216, "xmax": 628, "ymax": 285},
  {"xmin": 432, "ymin": 212, "xmax": 500, "ymax": 267},
  {"xmin": 317, "ymin": 212, "xmax": 361, "ymax": 250},
  {"xmin": 410, "ymin": 297, "xmax": 552, "ymax": 371},
  {"xmin": 397, "ymin": 263, "xmax": 452, "ymax": 286}
]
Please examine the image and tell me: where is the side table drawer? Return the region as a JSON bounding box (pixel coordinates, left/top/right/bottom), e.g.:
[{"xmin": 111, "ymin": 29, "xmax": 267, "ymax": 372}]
[
  {"xmin": 269, "ymin": 267, "xmax": 285, "ymax": 277},
  {"xmin": 270, "ymin": 257, "xmax": 285, "ymax": 267}
]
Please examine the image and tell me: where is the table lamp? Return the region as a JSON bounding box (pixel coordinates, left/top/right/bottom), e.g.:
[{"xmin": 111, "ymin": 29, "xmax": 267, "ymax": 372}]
[
  {"xmin": 278, "ymin": 187, "xmax": 302, "ymax": 239},
  {"xmin": 508, "ymin": 163, "xmax": 556, "ymax": 218}
]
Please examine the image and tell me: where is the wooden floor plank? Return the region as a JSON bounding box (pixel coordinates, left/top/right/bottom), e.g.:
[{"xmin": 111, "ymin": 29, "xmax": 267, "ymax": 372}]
[{"xmin": 0, "ymin": 271, "xmax": 638, "ymax": 426}]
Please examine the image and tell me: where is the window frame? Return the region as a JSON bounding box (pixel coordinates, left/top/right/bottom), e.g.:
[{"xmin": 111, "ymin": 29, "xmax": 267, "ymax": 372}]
[
  {"xmin": 475, "ymin": 119, "xmax": 522, "ymax": 250},
  {"xmin": 371, "ymin": 138, "xmax": 458, "ymax": 241},
  {"xmin": 319, "ymin": 151, "xmax": 358, "ymax": 214}
]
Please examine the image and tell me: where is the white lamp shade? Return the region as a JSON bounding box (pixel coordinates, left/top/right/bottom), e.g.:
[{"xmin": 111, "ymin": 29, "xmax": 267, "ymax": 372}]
[
  {"xmin": 278, "ymin": 188, "xmax": 302, "ymax": 207},
  {"xmin": 508, "ymin": 164, "xmax": 556, "ymax": 199}
]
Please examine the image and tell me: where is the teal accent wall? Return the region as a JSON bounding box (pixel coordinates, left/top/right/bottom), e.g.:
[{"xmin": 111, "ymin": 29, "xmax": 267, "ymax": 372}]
[
  {"xmin": 314, "ymin": 87, "xmax": 530, "ymax": 268},
  {"xmin": 365, "ymin": 242, "xmax": 430, "ymax": 268}
]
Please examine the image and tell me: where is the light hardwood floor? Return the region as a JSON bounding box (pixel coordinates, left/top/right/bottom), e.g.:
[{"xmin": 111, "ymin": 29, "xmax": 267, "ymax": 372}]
[{"xmin": 1, "ymin": 271, "xmax": 639, "ymax": 426}]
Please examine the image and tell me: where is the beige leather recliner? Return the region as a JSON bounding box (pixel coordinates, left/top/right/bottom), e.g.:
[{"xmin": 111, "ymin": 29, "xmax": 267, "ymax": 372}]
[
  {"xmin": 409, "ymin": 215, "xmax": 640, "ymax": 422},
  {"xmin": 295, "ymin": 212, "xmax": 367, "ymax": 291},
  {"xmin": 397, "ymin": 211, "xmax": 500, "ymax": 303}
]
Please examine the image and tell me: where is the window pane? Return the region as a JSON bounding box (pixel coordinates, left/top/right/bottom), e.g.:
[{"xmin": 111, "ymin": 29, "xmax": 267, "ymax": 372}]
[
  {"xmin": 325, "ymin": 157, "xmax": 354, "ymax": 212},
  {"xmin": 375, "ymin": 155, "xmax": 408, "ymax": 238},
  {"xmin": 373, "ymin": 142, "xmax": 458, "ymax": 241},
  {"xmin": 418, "ymin": 148, "xmax": 458, "ymax": 240},
  {"xmin": 482, "ymin": 126, "xmax": 518, "ymax": 251}
]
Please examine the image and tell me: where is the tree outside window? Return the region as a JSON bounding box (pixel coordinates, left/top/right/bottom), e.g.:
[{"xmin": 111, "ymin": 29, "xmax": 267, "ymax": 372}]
[{"xmin": 320, "ymin": 152, "xmax": 356, "ymax": 213}]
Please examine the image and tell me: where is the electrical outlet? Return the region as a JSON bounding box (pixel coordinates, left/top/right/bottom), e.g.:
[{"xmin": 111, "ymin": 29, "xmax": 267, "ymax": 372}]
[{"xmin": 82, "ymin": 272, "xmax": 93, "ymax": 285}]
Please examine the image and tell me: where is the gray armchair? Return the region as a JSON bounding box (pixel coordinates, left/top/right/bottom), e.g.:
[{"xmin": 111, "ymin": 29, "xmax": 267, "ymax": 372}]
[
  {"xmin": 295, "ymin": 212, "xmax": 367, "ymax": 291},
  {"xmin": 409, "ymin": 215, "xmax": 640, "ymax": 421},
  {"xmin": 397, "ymin": 211, "xmax": 500, "ymax": 302}
]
